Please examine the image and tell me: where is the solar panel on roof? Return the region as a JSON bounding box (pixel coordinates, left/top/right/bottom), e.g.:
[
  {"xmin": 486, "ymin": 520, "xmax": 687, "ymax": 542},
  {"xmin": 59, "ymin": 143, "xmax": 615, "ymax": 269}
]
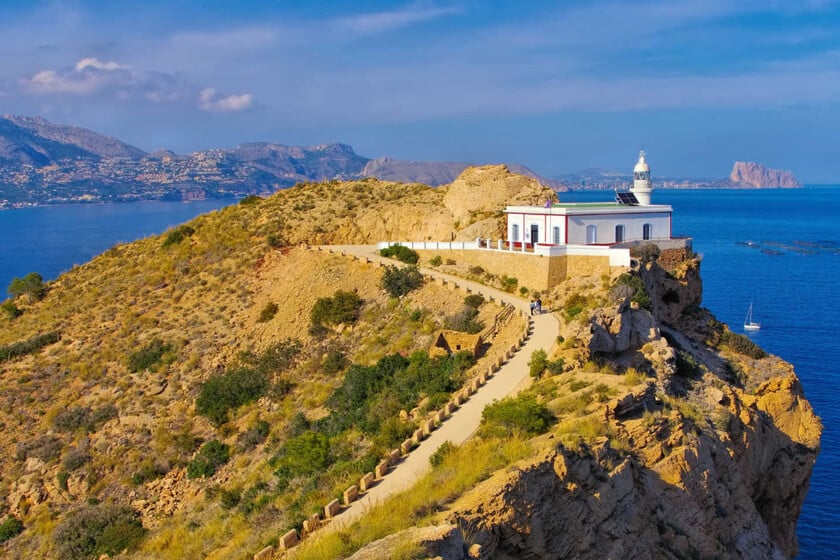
[{"xmin": 615, "ymin": 192, "xmax": 639, "ymax": 205}]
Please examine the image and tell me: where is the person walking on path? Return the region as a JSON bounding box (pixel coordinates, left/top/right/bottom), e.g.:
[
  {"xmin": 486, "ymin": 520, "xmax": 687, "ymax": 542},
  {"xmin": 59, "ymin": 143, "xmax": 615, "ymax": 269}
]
[{"xmin": 530, "ymin": 300, "xmax": 536, "ymax": 315}]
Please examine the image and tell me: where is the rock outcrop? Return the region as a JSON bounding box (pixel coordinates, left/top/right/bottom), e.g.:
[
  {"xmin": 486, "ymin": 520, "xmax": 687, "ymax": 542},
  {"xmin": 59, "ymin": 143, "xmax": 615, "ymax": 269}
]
[{"xmin": 729, "ymin": 162, "xmax": 801, "ymax": 188}]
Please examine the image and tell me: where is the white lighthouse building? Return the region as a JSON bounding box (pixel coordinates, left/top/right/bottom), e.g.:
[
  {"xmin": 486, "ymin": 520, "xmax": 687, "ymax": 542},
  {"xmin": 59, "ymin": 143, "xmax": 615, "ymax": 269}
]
[
  {"xmin": 631, "ymin": 150, "xmax": 653, "ymax": 205},
  {"xmin": 503, "ymin": 151, "xmax": 672, "ymax": 247}
]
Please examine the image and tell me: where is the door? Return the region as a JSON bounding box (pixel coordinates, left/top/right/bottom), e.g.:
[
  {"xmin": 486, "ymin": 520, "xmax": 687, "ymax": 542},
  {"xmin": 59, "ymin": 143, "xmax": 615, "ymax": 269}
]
[
  {"xmin": 586, "ymin": 225, "xmax": 597, "ymax": 244},
  {"xmin": 530, "ymin": 224, "xmax": 539, "ymax": 246},
  {"xmin": 643, "ymin": 223, "xmax": 653, "ymax": 240},
  {"xmin": 552, "ymin": 226, "xmax": 561, "ymax": 245},
  {"xmin": 615, "ymin": 224, "xmax": 625, "ymax": 243}
]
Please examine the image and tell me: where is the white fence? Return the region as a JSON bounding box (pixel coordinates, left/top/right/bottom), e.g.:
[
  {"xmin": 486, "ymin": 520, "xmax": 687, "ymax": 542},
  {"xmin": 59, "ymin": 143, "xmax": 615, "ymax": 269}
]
[{"xmin": 376, "ymin": 240, "xmax": 631, "ymax": 267}]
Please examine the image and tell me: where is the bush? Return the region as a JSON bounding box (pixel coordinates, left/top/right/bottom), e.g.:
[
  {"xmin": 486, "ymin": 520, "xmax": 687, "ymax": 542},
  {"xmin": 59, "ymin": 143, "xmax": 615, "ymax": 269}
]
[
  {"xmin": 7, "ymin": 272, "xmax": 47, "ymax": 301},
  {"xmin": 0, "ymin": 331, "xmax": 60, "ymax": 363},
  {"xmin": 528, "ymin": 349, "xmax": 548, "ymax": 378},
  {"xmin": 258, "ymin": 302, "xmax": 279, "ymax": 323},
  {"xmin": 614, "ymin": 273, "xmax": 650, "ymax": 310},
  {"xmin": 381, "ymin": 265, "xmax": 423, "ymax": 298},
  {"xmin": 479, "ymin": 394, "xmax": 553, "ymax": 438},
  {"xmin": 274, "ymin": 431, "xmax": 332, "ymax": 481},
  {"xmin": 631, "ymin": 243, "xmax": 660, "ymax": 264},
  {"xmin": 196, "ymin": 367, "xmax": 269, "ymax": 425},
  {"xmin": 719, "ymin": 331, "xmax": 768, "ymax": 359},
  {"xmin": 444, "ymin": 306, "xmax": 484, "ymax": 334},
  {"xmin": 187, "ymin": 440, "xmax": 230, "ymax": 479},
  {"xmin": 62, "ymin": 448, "xmax": 91, "ymax": 472},
  {"xmin": 322, "ymin": 349, "xmax": 348, "ymax": 374},
  {"xmin": 0, "ymin": 517, "xmax": 24, "ymax": 543},
  {"xmin": 53, "ymin": 504, "xmax": 146, "ymax": 559},
  {"xmin": 16, "ymin": 435, "xmax": 62, "ymax": 462},
  {"xmin": 380, "ymin": 244, "xmax": 419, "ymax": 264},
  {"xmin": 429, "ymin": 441, "xmax": 456, "ymax": 467},
  {"xmin": 238, "ymin": 419, "xmax": 270, "ymax": 450},
  {"xmin": 1, "ymin": 300, "xmax": 22, "ymax": 319},
  {"xmin": 463, "ymin": 294, "xmax": 485, "ymax": 309},
  {"xmin": 239, "ymin": 194, "xmax": 262, "ymax": 205},
  {"xmin": 162, "ymin": 225, "xmax": 195, "ymax": 248},
  {"xmin": 429, "ymin": 255, "xmax": 443, "ymax": 266},
  {"xmin": 219, "ymin": 487, "xmax": 242, "ymax": 509},
  {"xmin": 54, "ymin": 404, "xmax": 117, "ymax": 434},
  {"xmin": 500, "ymin": 276, "xmax": 518, "ymax": 293},
  {"xmin": 127, "ymin": 338, "xmax": 174, "ymax": 373},
  {"xmin": 311, "ymin": 290, "xmax": 363, "ymax": 327},
  {"xmin": 57, "ymin": 470, "xmax": 70, "ymax": 491}
]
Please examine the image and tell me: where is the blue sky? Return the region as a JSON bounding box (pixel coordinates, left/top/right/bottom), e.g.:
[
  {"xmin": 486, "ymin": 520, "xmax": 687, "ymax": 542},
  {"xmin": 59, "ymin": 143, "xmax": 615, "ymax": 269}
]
[{"xmin": 1, "ymin": 1, "xmax": 839, "ymax": 181}]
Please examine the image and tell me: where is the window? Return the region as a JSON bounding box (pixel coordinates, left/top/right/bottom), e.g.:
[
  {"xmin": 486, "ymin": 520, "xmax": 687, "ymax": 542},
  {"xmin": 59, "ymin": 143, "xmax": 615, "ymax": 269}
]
[
  {"xmin": 552, "ymin": 226, "xmax": 561, "ymax": 245},
  {"xmin": 615, "ymin": 225, "xmax": 625, "ymax": 243},
  {"xmin": 586, "ymin": 225, "xmax": 597, "ymax": 244},
  {"xmin": 512, "ymin": 224, "xmax": 519, "ymax": 241},
  {"xmin": 643, "ymin": 223, "xmax": 653, "ymax": 240},
  {"xmin": 530, "ymin": 224, "xmax": 539, "ymax": 245}
]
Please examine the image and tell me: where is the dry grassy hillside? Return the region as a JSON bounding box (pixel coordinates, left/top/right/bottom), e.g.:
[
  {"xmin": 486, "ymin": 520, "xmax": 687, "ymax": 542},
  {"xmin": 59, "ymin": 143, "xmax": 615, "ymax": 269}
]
[{"xmin": 0, "ymin": 167, "xmax": 543, "ymax": 559}]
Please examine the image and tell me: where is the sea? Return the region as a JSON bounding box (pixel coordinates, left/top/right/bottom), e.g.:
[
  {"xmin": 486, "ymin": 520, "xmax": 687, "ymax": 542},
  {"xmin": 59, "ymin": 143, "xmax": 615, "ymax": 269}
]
[{"xmin": 0, "ymin": 188, "xmax": 837, "ymax": 557}]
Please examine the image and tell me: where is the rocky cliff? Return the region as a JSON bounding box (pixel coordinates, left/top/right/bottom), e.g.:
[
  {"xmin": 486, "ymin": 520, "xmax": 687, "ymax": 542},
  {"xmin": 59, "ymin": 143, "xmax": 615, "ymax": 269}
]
[
  {"xmin": 351, "ymin": 257, "xmax": 820, "ymax": 560},
  {"xmin": 729, "ymin": 161, "xmax": 801, "ymax": 188}
]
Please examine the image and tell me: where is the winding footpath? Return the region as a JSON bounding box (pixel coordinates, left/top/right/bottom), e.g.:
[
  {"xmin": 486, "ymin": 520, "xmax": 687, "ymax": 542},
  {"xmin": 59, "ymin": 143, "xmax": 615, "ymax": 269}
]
[{"xmin": 313, "ymin": 245, "xmax": 560, "ymax": 530}]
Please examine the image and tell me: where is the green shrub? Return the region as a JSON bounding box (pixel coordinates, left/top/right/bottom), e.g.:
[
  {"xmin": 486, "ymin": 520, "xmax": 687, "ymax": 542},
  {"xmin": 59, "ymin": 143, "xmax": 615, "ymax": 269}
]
[
  {"xmin": 1, "ymin": 300, "xmax": 22, "ymax": 319},
  {"xmin": 53, "ymin": 504, "xmax": 146, "ymax": 559},
  {"xmin": 239, "ymin": 194, "xmax": 262, "ymax": 205},
  {"xmin": 187, "ymin": 440, "xmax": 230, "ymax": 479},
  {"xmin": 162, "ymin": 225, "xmax": 195, "ymax": 248},
  {"xmin": 274, "ymin": 431, "xmax": 332, "ymax": 482},
  {"xmin": 528, "ymin": 349, "xmax": 548, "ymax": 378},
  {"xmin": 463, "ymin": 294, "xmax": 485, "ymax": 308},
  {"xmin": 7, "ymin": 272, "xmax": 47, "ymax": 301},
  {"xmin": 311, "ymin": 290, "xmax": 363, "ymax": 327},
  {"xmin": 429, "ymin": 255, "xmax": 443, "ymax": 266},
  {"xmin": 631, "ymin": 243, "xmax": 660, "ymax": 265},
  {"xmin": 614, "ymin": 273, "xmax": 650, "ymax": 310},
  {"xmin": 381, "ymin": 265, "xmax": 423, "ymax": 298},
  {"xmin": 468, "ymin": 265, "xmax": 485, "ymax": 275},
  {"xmin": 57, "ymin": 470, "xmax": 70, "ymax": 491},
  {"xmin": 0, "ymin": 517, "xmax": 24, "ymax": 543},
  {"xmin": 322, "ymin": 349, "xmax": 348, "ymax": 374},
  {"xmin": 379, "ymin": 244, "xmax": 419, "ymax": 264},
  {"xmin": 500, "ymin": 275, "xmax": 518, "ymax": 292},
  {"xmin": 54, "ymin": 404, "xmax": 118, "ymax": 434},
  {"xmin": 219, "ymin": 487, "xmax": 242, "ymax": 509},
  {"xmin": 196, "ymin": 367, "xmax": 269, "ymax": 425},
  {"xmin": 445, "ymin": 258, "xmax": 456, "ymax": 265},
  {"xmin": 0, "ymin": 331, "xmax": 60, "ymax": 363},
  {"xmin": 443, "ymin": 306, "xmax": 484, "ymax": 334},
  {"xmin": 127, "ymin": 338, "xmax": 174, "ymax": 373},
  {"xmin": 719, "ymin": 331, "xmax": 768, "ymax": 359},
  {"xmin": 258, "ymin": 301, "xmax": 279, "ymax": 323},
  {"xmin": 429, "ymin": 441, "xmax": 456, "ymax": 467},
  {"xmin": 479, "ymin": 394, "xmax": 553, "ymax": 438}
]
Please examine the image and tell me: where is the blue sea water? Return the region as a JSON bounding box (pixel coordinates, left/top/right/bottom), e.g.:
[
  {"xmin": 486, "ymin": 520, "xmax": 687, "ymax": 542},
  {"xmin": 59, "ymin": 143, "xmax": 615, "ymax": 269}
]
[{"xmin": 0, "ymin": 189, "xmax": 837, "ymax": 556}]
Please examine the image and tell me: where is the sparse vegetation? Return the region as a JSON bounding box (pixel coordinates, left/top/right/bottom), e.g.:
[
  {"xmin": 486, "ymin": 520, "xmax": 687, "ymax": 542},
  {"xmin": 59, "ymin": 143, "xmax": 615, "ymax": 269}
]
[
  {"xmin": 1, "ymin": 300, "xmax": 22, "ymax": 319},
  {"xmin": 443, "ymin": 306, "xmax": 484, "ymax": 334},
  {"xmin": 614, "ymin": 272, "xmax": 651, "ymax": 310},
  {"xmin": 429, "ymin": 255, "xmax": 443, "ymax": 266},
  {"xmin": 0, "ymin": 331, "xmax": 60, "ymax": 363},
  {"xmin": 719, "ymin": 331, "xmax": 768, "ymax": 359},
  {"xmin": 53, "ymin": 504, "xmax": 146, "ymax": 560},
  {"xmin": 311, "ymin": 290, "xmax": 363, "ymax": 328},
  {"xmin": 429, "ymin": 440, "xmax": 456, "ymax": 467}
]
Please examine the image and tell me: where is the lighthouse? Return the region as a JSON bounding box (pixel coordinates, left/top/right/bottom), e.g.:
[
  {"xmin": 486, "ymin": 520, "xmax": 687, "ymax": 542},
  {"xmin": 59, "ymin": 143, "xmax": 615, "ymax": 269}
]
[{"xmin": 630, "ymin": 151, "xmax": 652, "ymax": 206}]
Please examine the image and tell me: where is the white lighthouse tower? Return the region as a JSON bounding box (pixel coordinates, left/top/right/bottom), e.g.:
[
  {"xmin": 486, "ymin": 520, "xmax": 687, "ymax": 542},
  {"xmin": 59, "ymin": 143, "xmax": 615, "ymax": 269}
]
[{"xmin": 630, "ymin": 151, "xmax": 652, "ymax": 205}]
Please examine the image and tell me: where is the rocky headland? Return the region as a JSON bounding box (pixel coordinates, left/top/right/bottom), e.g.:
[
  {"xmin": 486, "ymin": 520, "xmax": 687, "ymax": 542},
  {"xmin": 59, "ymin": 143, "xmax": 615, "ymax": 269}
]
[
  {"xmin": 0, "ymin": 166, "xmax": 820, "ymax": 559},
  {"xmin": 728, "ymin": 161, "xmax": 801, "ymax": 188}
]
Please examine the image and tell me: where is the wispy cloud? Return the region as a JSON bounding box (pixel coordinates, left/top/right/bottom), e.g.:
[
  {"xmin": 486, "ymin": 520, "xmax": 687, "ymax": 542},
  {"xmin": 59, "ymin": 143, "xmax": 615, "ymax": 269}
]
[
  {"xmin": 198, "ymin": 88, "xmax": 254, "ymax": 112},
  {"xmin": 332, "ymin": 3, "xmax": 460, "ymax": 34}
]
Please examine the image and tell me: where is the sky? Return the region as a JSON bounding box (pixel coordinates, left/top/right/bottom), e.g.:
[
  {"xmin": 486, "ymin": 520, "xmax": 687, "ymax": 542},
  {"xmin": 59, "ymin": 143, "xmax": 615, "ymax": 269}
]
[{"xmin": 1, "ymin": 0, "xmax": 839, "ymax": 182}]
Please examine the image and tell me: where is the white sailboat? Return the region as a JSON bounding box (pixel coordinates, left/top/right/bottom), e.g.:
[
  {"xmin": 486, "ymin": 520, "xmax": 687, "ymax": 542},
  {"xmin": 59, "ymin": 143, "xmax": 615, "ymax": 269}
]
[{"xmin": 744, "ymin": 303, "xmax": 761, "ymax": 331}]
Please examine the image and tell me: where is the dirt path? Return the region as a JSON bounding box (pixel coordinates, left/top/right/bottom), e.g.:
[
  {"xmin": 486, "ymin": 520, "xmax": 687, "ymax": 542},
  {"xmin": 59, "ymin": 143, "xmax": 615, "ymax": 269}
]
[{"xmin": 314, "ymin": 245, "xmax": 559, "ymax": 529}]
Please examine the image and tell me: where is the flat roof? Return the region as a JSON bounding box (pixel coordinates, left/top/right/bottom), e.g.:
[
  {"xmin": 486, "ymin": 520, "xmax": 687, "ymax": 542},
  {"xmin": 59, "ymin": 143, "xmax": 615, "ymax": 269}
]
[{"xmin": 505, "ymin": 203, "xmax": 672, "ymax": 215}]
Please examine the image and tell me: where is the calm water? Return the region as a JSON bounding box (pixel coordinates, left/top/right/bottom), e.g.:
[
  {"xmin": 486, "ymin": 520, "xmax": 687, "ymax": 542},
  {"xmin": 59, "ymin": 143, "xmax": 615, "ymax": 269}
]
[{"xmin": 0, "ymin": 190, "xmax": 837, "ymax": 556}]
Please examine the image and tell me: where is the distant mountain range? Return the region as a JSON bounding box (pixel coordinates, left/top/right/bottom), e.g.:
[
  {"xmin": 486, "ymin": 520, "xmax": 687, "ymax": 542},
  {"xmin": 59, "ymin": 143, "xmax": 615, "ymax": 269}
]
[{"xmin": 0, "ymin": 115, "xmax": 800, "ymax": 208}]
